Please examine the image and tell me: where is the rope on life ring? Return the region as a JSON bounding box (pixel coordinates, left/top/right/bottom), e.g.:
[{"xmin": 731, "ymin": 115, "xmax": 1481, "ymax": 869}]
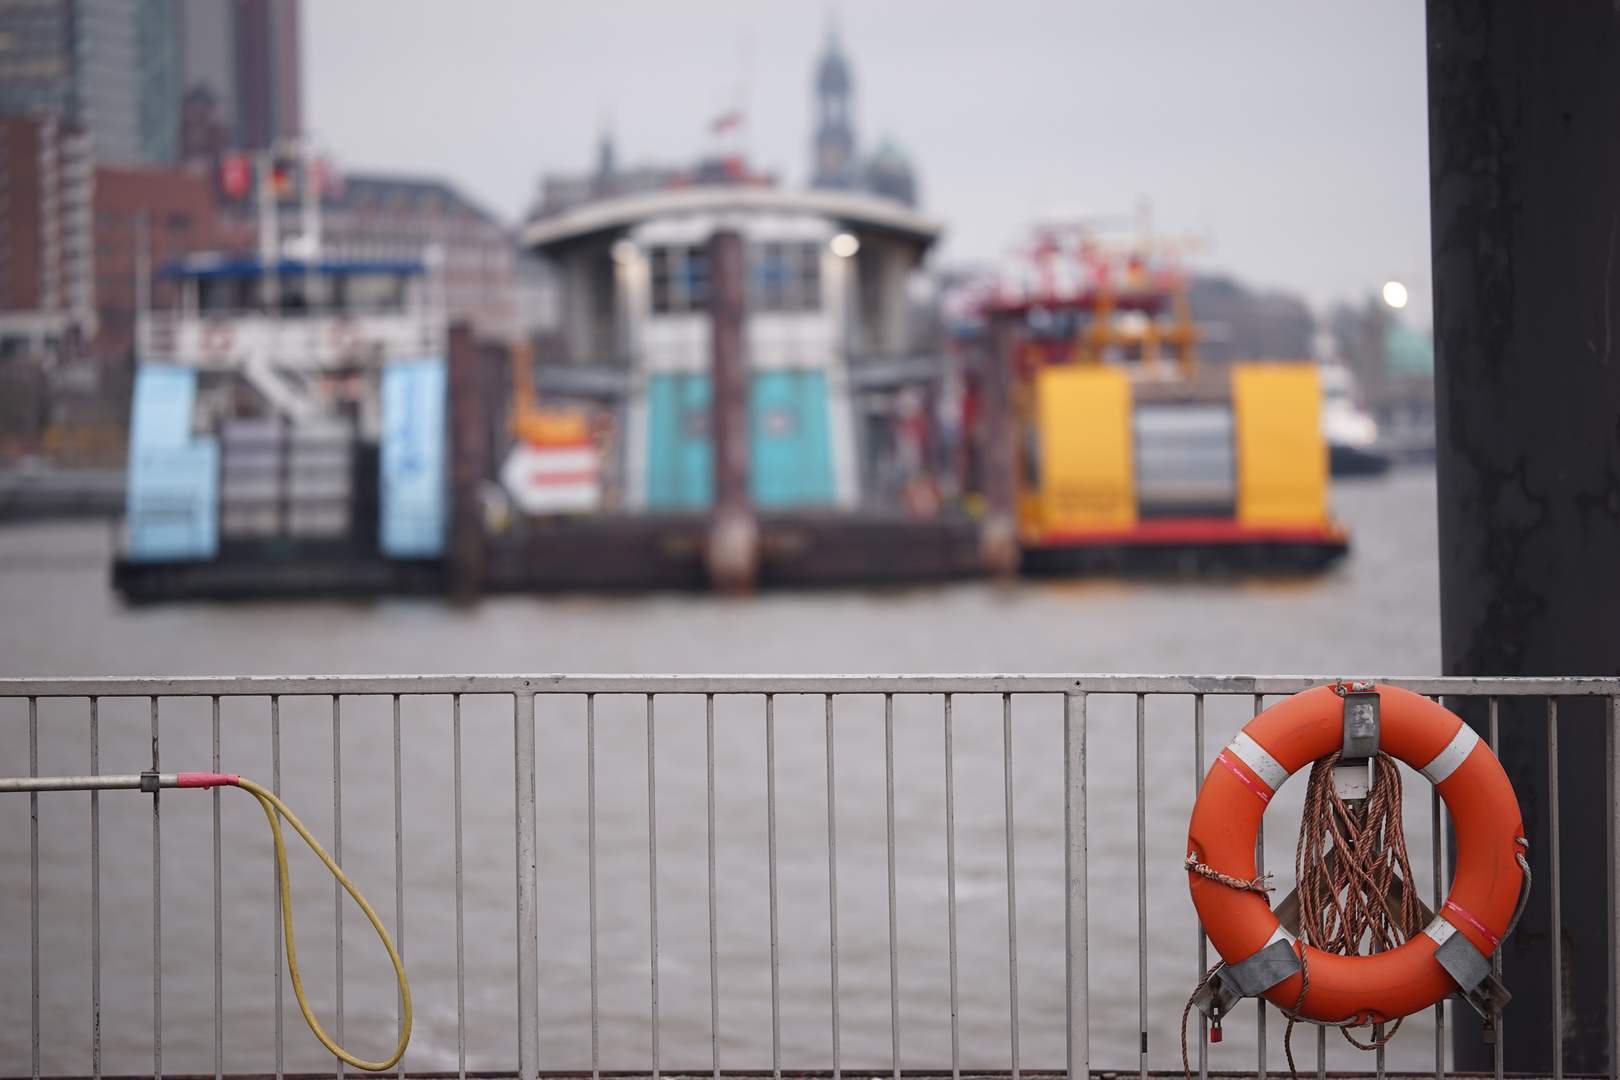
[{"xmin": 1182, "ymin": 684, "xmax": 1526, "ymax": 1073}]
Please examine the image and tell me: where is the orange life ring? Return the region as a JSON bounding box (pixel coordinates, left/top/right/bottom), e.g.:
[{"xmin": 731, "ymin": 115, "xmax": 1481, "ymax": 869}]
[{"xmin": 1186, "ymin": 683, "xmax": 1524, "ymax": 1025}]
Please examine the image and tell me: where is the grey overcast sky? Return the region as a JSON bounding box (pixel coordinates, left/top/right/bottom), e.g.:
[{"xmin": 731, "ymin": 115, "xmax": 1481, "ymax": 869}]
[{"xmin": 305, "ymin": 1, "xmax": 1431, "ymax": 321}]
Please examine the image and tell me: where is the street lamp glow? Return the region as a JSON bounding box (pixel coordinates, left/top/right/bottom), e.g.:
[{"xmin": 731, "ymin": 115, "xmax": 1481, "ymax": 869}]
[
  {"xmin": 1382, "ymin": 281, "xmax": 1409, "ymax": 309},
  {"xmin": 829, "ymin": 233, "xmax": 860, "ymax": 258}
]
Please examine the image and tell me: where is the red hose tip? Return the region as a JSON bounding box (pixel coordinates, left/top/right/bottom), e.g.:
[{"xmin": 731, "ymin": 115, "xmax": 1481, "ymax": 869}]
[{"xmin": 177, "ymin": 772, "xmax": 240, "ymax": 789}]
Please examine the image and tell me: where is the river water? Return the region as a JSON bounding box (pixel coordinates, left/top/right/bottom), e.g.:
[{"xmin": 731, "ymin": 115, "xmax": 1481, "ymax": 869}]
[{"xmin": 0, "ymin": 468, "xmax": 1449, "ymax": 1077}]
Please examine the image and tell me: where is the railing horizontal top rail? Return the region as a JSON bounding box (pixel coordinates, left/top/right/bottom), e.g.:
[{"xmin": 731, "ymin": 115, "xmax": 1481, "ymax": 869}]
[{"xmin": 0, "ymin": 673, "xmax": 1618, "ymax": 698}]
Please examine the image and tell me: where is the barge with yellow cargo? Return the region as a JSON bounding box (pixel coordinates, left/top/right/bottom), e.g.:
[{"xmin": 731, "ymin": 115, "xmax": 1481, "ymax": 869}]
[{"xmin": 967, "ymin": 221, "xmax": 1348, "ymax": 576}]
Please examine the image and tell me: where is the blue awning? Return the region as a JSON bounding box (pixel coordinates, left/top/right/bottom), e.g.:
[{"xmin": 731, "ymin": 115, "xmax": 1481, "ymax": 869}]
[{"xmin": 158, "ymin": 255, "xmax": 425, "ymax": 280}]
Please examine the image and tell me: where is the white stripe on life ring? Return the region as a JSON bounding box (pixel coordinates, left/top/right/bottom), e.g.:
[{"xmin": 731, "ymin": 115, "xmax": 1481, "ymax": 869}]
[
  {"xmin": 1228, "ymin": 732, "xmax": 1290, "ymax": 793},
  {"xmin": 1420, "ymin": 723, "xmax": 1481, "ymax": 785},
  {"xmin": 1422, "ymin": 916, "xmax": 1457, "ymax": 947}
]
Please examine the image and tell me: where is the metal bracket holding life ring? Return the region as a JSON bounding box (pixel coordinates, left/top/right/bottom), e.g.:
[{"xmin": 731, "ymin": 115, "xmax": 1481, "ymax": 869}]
[{"xmin": 1185, "ymin": 683, "xmax": 1528, "ymax": 1029}]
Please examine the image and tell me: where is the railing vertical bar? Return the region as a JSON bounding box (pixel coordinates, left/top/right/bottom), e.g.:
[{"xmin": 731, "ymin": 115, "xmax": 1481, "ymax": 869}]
[
  {"xmin": 1433, "ymin": 780, "xmax": 1445, "ymax": 1080},
  {"xmin": 271, "ymin": 697, "xmax": 283, "ymax": 1080},
  {"xmin": 212, "ymin": 695, "xmax": 223, "ymax": 1080},
  {"xmin": 706, "ymin": 694, "xmax": 721, "ymax": 1080},
  {"xmin": 91, "ymin": 697, "xmax": 102, "ymax": 1080},
  {"xmin": 944, "ymin": 692, "xmax": 961, "ymax": 1080},
  {"xmin": 646, "ymin": 693, "xmax": 661, "ymax": 1080},
  {"xmin": 1488, "ymin": 697, "xmax": 1502, "ymax": 1080},
  {"xmin": 586, "ymin": 694, "xmax": 599, "ymax": 1080},
  {"xmin": 1136, "ymin": 693, "xmax": 1148, "ymax": 1080},
  {"xmin": 1002, "ymin": 694, "xmax": 1022, "ymax": 1080},
  {"xmin": 885, "ymin": 693, "xmax": 901, "ymax": 1080},
  {"xmin": 1609, "ymin": 694, "xmax": 1619, "ymax": 1080},
  {"xmin": 1550, "ymin": 696, "xmax": 1564, "ymax": 1080},
  {"xmin": 393, "ymin": 694, "xmax": 405, "ymax": 1080},
  {"xmin": 1065, "ymin": 690, "xmax": 1090, "ymax": 1080},
  {"xmin": 766, "ymin": 693, "xmax": 781, "ymax": 1080},
  {"xmin": 1316, "ymin": 1024, "xmax": 1326, "ymax": 1080},
  {"xmin": 1610, "ymin": 694, "xmax": 1619, "ymax": 1080},
  {"xmin": 30, "ymin": 696, "xmax": 40, "ymax": 1080},
  {"xmin": 825, "ymin": 694, "xmax": 842, "ymax": 1080},
  {"xmin": 332, "ymin": 695, "xmax": 343, "ymax": 1080},
  {"xmin": 1253, "ymin": 693, "xmax": 1266, "ymax": 1080},
  {"xmin": 452, "ymin": 695, "xmax": 466, "ymax": 1080},
  {"xmin": 1193, "ymin": 693, "xmax": 1210, "ymax": 1080},
  {"xmin": 151, "ymin": 695, "xmax": 162, "ymax": 1080},
  {"xmin": 513, "ymin": 690, "xmax": 539, "ymax": 1080}
]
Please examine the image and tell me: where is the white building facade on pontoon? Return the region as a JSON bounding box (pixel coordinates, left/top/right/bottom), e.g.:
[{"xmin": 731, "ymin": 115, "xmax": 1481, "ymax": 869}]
[{"xmin": 521, "ymin": 185, "xmax": 940, "ymax": 515}]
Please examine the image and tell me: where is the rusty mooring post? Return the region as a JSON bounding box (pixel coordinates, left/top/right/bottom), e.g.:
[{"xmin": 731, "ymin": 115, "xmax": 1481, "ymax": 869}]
[
  {"xmin": 978, "ymin": 314, "xmax": 1020, "ymax": 577},
  {"xmin": 706, "ymin": 228, "xmax": 757, "ymax": 592},
  {"xmin": 446, "ymin": 321, "xmax": 487, "ymax": 599}
]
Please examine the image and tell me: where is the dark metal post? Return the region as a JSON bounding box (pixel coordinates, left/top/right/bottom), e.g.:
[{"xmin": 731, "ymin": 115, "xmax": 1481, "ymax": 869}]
[
  {"xmin": 706, "ymin": 229, "xmax": 757, "ymax": 592},
  {"xmin": 1428, "ymin": 4, "xmax": 1620, "ymax": 1073},
  {"xmin": 979, "ymin": 316, "xmax": 1019, "ymax": 577},
  {"xmin": 446, "ymin": 321, "xmax": 488, "ymax": 598}
]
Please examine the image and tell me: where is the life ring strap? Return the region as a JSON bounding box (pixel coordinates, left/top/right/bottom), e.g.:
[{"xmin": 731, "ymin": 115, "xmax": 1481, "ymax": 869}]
[
  {"xmin": 1216, "ymin": 750, "xmax": 1273, "ymax": 804},
  {"xmin": 1443, "ymin": 899, "xmax": 1501, "ymax": 949}
]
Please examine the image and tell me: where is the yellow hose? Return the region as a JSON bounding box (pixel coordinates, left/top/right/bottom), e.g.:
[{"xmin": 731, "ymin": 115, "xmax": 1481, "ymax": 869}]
[{"xmin": 236, "ymin": 777, "xmax": 412, "ymax": 1071}]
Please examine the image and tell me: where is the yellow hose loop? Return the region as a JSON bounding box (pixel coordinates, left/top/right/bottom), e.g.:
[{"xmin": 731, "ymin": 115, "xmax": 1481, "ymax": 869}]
[{"xmin": 235, "ymin": 777, "xmax": 412, "ymax": 1071}]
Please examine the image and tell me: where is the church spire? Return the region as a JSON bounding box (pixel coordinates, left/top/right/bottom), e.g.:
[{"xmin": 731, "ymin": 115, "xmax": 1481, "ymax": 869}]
[{"xmin": 810, "ymin": 28, "xmax": 857, "ymax": 189}]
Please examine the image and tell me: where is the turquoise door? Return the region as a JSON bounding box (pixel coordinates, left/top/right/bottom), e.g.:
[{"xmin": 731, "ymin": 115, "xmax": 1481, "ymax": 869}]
[
  {"xmin": 644, "ymin": 369, "xmax": 836, "ymax": 510},
  {"xmin": 645, "ymin": 373, "xmax": 714, "ymax": 510},
  {"xmin": 750, "ymin": 370, "xmax": 834, "ymax": 507}
]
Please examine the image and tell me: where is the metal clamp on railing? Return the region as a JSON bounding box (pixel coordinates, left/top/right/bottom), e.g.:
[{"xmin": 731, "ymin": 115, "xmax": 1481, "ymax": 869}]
[
  {"xmin": 1190, "ymin": 932, "xmax": 1304, "ymax": 1035},
  {"xmin": 1428, "ymin": 918, "xmax": 1514, "ymax": 1018}
]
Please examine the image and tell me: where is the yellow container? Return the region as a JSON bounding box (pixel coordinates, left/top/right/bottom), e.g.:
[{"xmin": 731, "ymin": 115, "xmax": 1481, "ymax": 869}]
[
  {"xmin": 1028, "ymin": 365, "xmax": 1136, "ymax": 535},
  {"xmin": 1230, "ymin": 363, "xmax": 1328, "ymax": 527}
]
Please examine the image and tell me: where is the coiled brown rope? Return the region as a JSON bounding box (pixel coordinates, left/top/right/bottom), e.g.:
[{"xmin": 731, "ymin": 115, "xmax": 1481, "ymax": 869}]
[{"xmin": 1283, "ymin": 750, "xmax": 1418, "ymax": 1068}]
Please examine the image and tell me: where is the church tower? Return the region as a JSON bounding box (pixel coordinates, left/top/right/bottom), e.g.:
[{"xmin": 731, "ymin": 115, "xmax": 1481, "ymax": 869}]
[{"xmin": 810, "ymin": 31, "xmax": 857, "ymax": 189}]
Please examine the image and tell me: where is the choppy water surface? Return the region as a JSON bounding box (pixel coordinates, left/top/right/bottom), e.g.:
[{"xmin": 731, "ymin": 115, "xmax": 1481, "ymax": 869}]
[{"xmin": 0, "ymin": 470, "xmax": 1446, "ymax": 1076}]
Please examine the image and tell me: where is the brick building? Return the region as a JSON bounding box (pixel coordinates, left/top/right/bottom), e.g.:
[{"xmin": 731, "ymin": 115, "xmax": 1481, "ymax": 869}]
[
  {"xmin": 308, "ymin": 173, "xmax": 515, "ymax": 339},
  {"xmin": 91, "ymin": 163, "xmax": 241, "ymax": 362},
  {"xmin": 0, "ymin": 115, "xmax": 93, "ymax": 357}
]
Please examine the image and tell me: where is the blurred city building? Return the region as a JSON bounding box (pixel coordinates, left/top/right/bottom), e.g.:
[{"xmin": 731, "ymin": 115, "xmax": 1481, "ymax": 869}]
[
  {"xmin": 0, "ymin": 114, "xmax": 94, "ymax": 353},
  {"xmin": 304, "ymin": 173, "xmax": 514, "ymax": 339},
  {"xmin": 534, "ymin": 133, "xmax": 776, "ymax": 220},
  {"xmin": 1327, "ymin": 296, "xmax": 1435, "ymax": 462},
  {"xmin": 0, "ymin": 0, "xmax": 299, "ymax": 167},
  {"xmin": 0, "ymin": 0, "xmax": 527, "ymax": 472}
]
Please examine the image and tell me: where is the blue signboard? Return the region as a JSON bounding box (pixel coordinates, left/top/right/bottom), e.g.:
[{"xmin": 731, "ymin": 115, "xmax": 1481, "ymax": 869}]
[
  {"xmin": 379, "ymin": 358, "xmax": 447, "ymax": 558},
  {"xmin": 125, "ymin": 366, "xmax": 219, "ymax": 561}
]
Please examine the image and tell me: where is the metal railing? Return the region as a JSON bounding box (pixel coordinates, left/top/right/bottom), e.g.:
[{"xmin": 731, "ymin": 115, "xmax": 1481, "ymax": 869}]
[{"xmin": 2, "ymin": 674, "xmax": 1618, "ymax": 1080}]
